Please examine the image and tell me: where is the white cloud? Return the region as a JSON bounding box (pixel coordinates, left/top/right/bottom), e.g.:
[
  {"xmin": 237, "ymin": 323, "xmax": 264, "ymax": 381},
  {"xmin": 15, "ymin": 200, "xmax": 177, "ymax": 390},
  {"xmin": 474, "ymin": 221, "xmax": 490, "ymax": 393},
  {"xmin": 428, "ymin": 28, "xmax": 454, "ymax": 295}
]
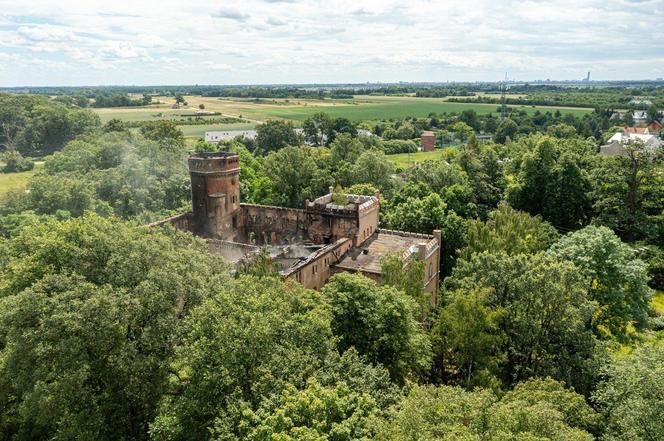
[
  {"xmin": 0, "ymin": 0, "xmax": 661, "ymax": 85},
  {"xmin": 211, "ymin": 8, "xmax": 250, "ymax": 21}
]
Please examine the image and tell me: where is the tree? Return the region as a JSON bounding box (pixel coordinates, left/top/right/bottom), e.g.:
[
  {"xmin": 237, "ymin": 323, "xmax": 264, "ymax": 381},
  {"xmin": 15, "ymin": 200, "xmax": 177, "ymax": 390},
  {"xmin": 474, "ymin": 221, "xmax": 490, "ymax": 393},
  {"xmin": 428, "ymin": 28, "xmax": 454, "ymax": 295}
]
[
  {"xmin": 456, "ymin": 143, "xmax": 505, "ymax": 216},
  {"xmin": 547, "ymin": 123, "xmax": 578, "ymax": 139},
  {"xmin": 255, "ymin": 120, "xmax": 302, "ymax": 154},
  {"xmin": 461, "ymin": 204, "xmax": 559, "ymax": 260},
  {"xmin": 591, "ymin": 141, "xmax": 664, "ymax": 242},
  {"xmin": 322, "ymin": 273, "xmax": 432, "ymax": 382},
  {"xmin": 451, "ymin": 121, "xmax": 474, "ymax": 143},
  {"xmin": 139, "ymin": 120, "xmax": 185, "ymax": 147},
  {"xmin": 459, "ymin": 109, "xmax": 480, "ymax": 131},
  {"xmin": 102, "ymin": 118, "xmax": 127, "ymax": 132},
  {"xmin": 302, "ymin": 112, "xmax": 333, "ymax": 146},
  {"xmin": 1, "ymin": 150, "xmax": 34, "ymax": 173},
  {"xmin": 377, "ymin": 380, "xmax": 595, "ymax": 441},
  {"xmin": 8, "ymin": 98, "xmax": 101, "ymax": 155},
  {"xmin": 0, "ymin": 215, "xmax": 229, "ymax": 440},
  {"xmin": 432, "ymin": 288, "xmax": 505, "ymax": 389},
  {"xmin": 382, "ymin": 193, "xmax": 447, "ymax": 234},
  {"xmin": 149, "ymin": 276, "xmax": 336, "ymax": 441},
  {"xmin": 1, "ymin": 131, "xmax": 191, "ymax": 220},
  {"xmin": 484, "ymin": 113, "xmax": 498, "ymax": 133},
  {"xmin": 242, "ymin": 379, "xmax": 380, "ymax": 440},
  {"xmin": 447, "ymin": 252, "xmax": 598, "ymax": 391},
  {"xmin": 381, "ymin": 253, "xmax": 428, "ymax": 318},
  {"xmin": 350, "ymin": 150, "xmax": 395, "ymax": 191},
  {"xmin": 264, "ymin": 146, "xmax": 330, "ymax": 207},
  {"xmin": 507, "ymin": 135, "xmax": 592, "ymax": 230},
  {"xmin": 330, "ymin": 133, "xmax": 363, "ymax": 164},
  {"xmin": 593, "ymin": 344, "xmax": 664, "ymax": 441},
  {"xmin": 395, "ymin": 122, "xmax": 415, "ymax": 140},
  {"xmin": 549, "ymin": 226, "xmax": 653, "ymax": 337},
  {"xmin": 494, "ymin": 118, "xmax": 518, "ymax": 143}
]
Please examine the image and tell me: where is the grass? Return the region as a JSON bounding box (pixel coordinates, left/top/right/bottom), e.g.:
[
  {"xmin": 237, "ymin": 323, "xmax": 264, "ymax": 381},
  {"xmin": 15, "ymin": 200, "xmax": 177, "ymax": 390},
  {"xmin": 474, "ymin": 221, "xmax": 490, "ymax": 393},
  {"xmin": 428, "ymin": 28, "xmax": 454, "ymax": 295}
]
[
  {"xmin": 615, "ymin": 290, "xmax": 664, "ymax": 356},
  {"xmin": 386, "ymin": 148, "xmax": 456, "ymax": 168},
  {"xmin": 0, "ymin": 162, "xmax": 43, "ymax": 197},
  {"xmin": 653, "ymin": 291, "xmax": 664, "ymax": 315},
  {"xmin": 93, "ymin": 94, "xmax": 593, "ymax": 125}
]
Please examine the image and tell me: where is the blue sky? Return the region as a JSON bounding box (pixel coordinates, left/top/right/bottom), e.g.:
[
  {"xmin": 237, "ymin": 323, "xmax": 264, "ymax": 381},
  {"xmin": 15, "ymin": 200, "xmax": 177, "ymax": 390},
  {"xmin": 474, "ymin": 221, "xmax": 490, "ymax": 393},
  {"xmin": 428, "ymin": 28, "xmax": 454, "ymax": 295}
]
[{"xmin": 0, "ymin": 0, "xmax": 662, "ymax": 86}]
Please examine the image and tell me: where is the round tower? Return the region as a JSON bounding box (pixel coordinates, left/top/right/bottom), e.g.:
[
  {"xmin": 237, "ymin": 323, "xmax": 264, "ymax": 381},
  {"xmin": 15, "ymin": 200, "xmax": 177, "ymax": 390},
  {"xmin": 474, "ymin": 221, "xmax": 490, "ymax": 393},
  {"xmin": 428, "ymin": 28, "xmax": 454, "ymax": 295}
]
[{"xmin": 188, "ymin": 152, "xmax": 241, "ymax": 238}]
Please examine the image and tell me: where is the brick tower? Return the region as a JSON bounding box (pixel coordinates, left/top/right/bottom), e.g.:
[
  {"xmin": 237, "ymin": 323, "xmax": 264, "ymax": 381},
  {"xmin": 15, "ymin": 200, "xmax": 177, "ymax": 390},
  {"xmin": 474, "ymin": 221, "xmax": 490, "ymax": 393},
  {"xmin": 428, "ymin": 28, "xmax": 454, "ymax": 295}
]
[{"xmin": 188, "ymin": 152, "xmax": 241, "ymax": 239}]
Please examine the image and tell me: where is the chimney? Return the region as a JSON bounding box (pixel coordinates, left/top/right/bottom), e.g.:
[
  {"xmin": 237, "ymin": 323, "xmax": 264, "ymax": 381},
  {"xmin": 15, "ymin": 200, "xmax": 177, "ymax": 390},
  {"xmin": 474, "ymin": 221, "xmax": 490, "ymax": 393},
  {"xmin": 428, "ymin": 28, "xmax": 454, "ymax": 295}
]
[{"xmin": 418, "ymin": 243, "xmax": 427, "ymax": 260}]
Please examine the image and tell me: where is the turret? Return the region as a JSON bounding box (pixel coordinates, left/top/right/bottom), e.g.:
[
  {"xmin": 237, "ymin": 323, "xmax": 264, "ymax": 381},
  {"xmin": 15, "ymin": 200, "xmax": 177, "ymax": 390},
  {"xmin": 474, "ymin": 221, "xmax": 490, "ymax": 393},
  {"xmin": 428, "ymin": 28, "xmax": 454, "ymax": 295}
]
[{"xmin": 188, "ymin": 152, "xmax": 240, "ymax": 239}]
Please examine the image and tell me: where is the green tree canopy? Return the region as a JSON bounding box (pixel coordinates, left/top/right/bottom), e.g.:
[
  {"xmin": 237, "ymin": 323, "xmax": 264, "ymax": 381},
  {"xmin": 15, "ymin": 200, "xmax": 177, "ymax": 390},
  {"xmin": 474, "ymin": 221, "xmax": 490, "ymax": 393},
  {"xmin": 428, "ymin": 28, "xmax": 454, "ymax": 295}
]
[
  {"xmin": 377, "ymin": 379, "xmax": 595, "ymax": 441},
  {"xmin": 461, "ymin": 204, "xmax": 559, "ymax": 260},
  {"xmin": 322, "ymin": 273, "xmax": 432, "ymax": 382},
  {"xmin": 150, "ymin": 276, "xmax": 336, "ymax": 441},
  {"xmin": 593, "ymin": 344, "xmax": 664, "ymax": 441},
  {"xmin": 243, "ymin": 379, "xmax": 380, "ymax": 441},
  {"xmin": 255, "ymin": 120, "xmax": 302, "ymax": 154},
  {"xmin": 549, "ymin": 225, "xmax": 653, "ymax": 337},
  {"xmin": 0, "ymin": 215, "xmax": 229, "ymax": 441},
  {"xmin": 447, "ymin": 252, "xmax": 598, "ymax": 391}
]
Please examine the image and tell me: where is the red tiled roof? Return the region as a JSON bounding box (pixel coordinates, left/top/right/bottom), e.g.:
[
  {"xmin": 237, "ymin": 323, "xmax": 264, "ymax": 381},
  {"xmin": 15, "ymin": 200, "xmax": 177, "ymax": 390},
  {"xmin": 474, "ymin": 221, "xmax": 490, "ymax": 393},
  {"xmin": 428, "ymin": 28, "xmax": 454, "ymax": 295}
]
[{"xmin": 624, "ymin": 127, "xmax": 648, "ymax": 134}]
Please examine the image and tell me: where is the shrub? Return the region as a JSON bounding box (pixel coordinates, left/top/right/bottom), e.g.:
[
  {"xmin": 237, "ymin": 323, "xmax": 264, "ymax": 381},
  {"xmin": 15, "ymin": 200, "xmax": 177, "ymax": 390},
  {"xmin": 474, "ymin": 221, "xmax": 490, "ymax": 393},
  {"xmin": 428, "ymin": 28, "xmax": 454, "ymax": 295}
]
[{"xmin": 1, "ymin": 151, "xmax": 34, "ymax": 173}]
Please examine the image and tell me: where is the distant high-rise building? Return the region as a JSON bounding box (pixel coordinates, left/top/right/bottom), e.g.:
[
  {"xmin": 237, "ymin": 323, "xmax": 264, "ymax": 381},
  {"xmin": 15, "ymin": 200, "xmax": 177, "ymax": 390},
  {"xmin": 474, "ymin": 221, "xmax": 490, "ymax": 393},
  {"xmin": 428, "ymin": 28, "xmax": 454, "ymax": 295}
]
[{"xmin": 582, "ymin": 72, "xmax": 590, "ymax": 82}]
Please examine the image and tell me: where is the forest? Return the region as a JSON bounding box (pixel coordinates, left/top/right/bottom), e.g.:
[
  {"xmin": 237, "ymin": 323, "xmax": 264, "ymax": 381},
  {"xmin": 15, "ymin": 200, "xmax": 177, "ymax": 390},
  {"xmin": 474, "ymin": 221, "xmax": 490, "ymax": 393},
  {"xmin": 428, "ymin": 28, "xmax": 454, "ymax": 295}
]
[{"xmin": 0, "ymin": 90, "xmax": 663, "ymax": 441}]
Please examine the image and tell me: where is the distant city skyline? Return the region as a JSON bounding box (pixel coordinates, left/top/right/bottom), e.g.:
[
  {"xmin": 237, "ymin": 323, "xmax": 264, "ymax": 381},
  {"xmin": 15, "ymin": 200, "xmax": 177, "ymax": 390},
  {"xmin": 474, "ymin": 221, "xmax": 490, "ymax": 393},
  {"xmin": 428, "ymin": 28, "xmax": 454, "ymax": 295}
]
[{"xmin": 1, "ymin": 0, "xmax": 663, "ymax": 87}]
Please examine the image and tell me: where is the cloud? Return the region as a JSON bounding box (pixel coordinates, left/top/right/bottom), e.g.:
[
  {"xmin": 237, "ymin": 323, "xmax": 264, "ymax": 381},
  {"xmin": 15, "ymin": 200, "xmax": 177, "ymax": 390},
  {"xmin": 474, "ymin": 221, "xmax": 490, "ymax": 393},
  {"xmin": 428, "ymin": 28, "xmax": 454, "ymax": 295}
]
[
  {"xmin": 203, "ymin": 61, "xmax": 234, "ymax": 70},
  {"xmin": 211, "ymin": 8, "xmax": 250, "ymax": 21},
  {"xmin": 0, "ymin": 0, "xmax": 661, "ymax": 86},
  {"xmin": 266, "ymin": 17, "xmax": 287, "ymax": 26},
  {"xmin": 17, "ymin": 25, "xmax": 77, "ymax": 42},
  {"xmin": 98, "ymin": 41, "xmax": 148, "ymax": 59}
]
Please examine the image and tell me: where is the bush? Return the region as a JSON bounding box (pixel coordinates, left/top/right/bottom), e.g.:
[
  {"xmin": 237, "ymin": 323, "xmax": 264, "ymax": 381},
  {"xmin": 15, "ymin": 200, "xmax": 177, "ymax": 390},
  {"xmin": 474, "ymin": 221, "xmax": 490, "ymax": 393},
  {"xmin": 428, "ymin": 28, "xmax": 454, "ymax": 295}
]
[
  {"xmin": 1, "ymin": 151, "xmax": 34, "ymax": 173},
  {"xmin": 382, "ymin": 139, "xmax": 418, "ymax": 154}
]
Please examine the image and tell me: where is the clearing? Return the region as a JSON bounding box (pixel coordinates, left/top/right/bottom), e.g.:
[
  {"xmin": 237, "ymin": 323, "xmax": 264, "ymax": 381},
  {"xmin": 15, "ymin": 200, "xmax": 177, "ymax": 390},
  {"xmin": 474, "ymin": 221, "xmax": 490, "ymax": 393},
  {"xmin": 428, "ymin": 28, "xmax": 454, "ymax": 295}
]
[{"xmin": 0, "ymin": 162, "xmax": 43, "ymax": 197}]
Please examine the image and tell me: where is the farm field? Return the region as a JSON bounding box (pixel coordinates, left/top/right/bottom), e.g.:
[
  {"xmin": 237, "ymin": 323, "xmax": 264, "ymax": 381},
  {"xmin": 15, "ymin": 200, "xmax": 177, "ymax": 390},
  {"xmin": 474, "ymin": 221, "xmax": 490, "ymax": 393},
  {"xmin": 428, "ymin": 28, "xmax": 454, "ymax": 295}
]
[
  {"xmin": 0, "ymin": 162, "xmax": 43, "ymax": 197},
  {"xmin": 93, "ymin": 94, "xmax": 593, "ymax": 128}
]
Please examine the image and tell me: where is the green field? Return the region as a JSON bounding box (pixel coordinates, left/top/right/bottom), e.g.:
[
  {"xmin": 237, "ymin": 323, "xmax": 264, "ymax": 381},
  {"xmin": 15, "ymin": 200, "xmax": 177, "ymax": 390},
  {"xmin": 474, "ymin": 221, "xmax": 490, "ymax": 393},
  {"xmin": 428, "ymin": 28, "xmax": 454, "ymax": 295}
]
[
  {"xmin": 94, "ymin": 95, "xmax": 592, "ymax": 127},
  {"xmin": 0, "ymin": 162, "xmax": 43, "ymax": 197},
  {"xmin": 386, "ymin": 149, "xmax": 455, "ymax": 168},
  {"xmin": 239, "ymin": 97, "xmax": 592, "ymax": 121}
]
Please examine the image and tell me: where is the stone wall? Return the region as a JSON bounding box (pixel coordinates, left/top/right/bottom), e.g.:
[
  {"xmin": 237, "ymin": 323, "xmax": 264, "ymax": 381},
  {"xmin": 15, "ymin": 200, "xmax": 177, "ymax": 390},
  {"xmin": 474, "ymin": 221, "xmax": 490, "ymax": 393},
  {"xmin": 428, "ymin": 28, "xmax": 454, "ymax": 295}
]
[
  {"xmin": 145, "ymin": 212, "xmax": 192, "ymax": 232},
  {"xmin": 207, "ymin": 239, "xmax": 259, "ymax": 264},
  {"xmin": 283, "ymin": 238, "xmax": 354, "ymax": 290},
  {"xmin": 239, "ymin": 204, "xmax": 308, "ymax": 245}
]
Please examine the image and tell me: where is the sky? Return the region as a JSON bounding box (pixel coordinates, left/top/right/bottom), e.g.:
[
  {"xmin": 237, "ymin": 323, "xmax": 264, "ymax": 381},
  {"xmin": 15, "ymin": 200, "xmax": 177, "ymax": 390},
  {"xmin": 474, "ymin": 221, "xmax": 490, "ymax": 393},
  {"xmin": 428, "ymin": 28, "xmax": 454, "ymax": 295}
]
[{"xmin": 0, "ymin": 0, "xmax": 663, "ymax": 86}]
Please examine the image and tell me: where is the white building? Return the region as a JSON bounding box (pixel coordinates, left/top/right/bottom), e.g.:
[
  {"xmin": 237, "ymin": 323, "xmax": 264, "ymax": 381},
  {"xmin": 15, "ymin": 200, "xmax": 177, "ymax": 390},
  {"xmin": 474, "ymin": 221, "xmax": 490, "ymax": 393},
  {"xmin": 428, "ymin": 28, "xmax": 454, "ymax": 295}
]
[
  {"xmin": 205, "ymin": 130, "xmax": 258, "ymax": 143},
  {"xmin": 632, "ymin": 110, "xmax": 648, "ymax": 122},
  {"xmin": 205, "ymin": 128, "xmax": 310, "ymax": 143},
  {"xmin": 600, "ymin": 129, "xmax": 662, "ymax": 157}
]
